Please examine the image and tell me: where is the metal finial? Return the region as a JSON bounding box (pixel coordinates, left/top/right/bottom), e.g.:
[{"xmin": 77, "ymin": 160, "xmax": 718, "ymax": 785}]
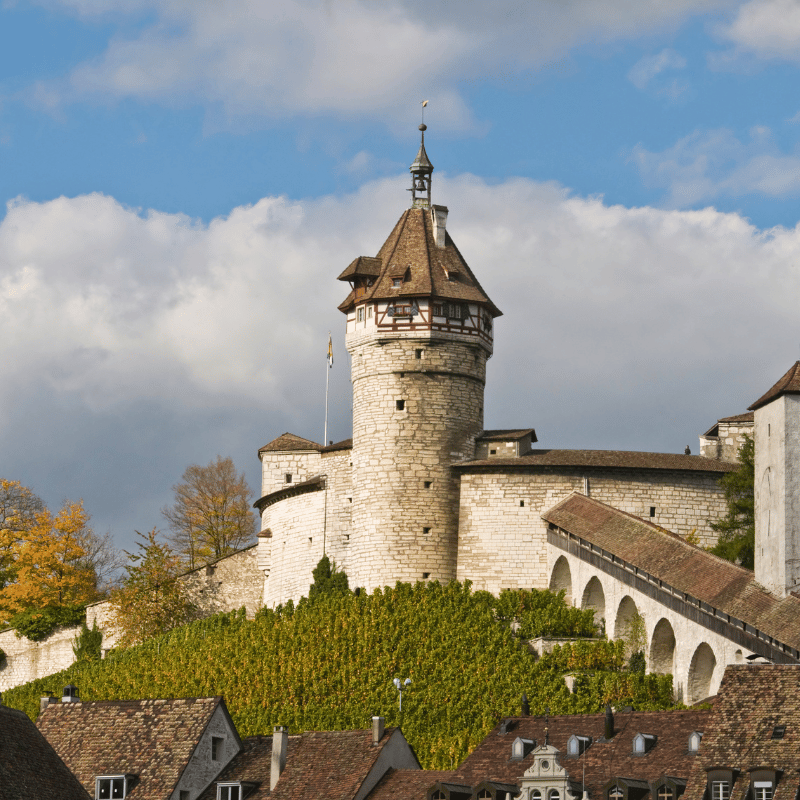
[{"xmin": 419, "ymin": 123, "xmax": 427, "ymax": 131}]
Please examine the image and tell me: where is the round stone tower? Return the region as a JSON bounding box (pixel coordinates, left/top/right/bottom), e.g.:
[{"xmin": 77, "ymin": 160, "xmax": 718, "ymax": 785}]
[{"xmin": 336, "ymin": 126, "xmax": 502, "ymax": 592}]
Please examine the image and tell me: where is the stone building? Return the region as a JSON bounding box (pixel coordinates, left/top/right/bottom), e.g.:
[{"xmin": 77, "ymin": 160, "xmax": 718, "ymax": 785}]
[{"xmin": 255, "ymin": 127, "xmax": 736, "ymax": 604}]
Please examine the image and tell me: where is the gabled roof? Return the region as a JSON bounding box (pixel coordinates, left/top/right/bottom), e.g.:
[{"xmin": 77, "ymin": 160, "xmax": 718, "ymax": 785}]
[
  {"xmin": 338, "ymin": 208, "xmax": 501, "ymax": 317},
  {"xmin": 37, "ymin": 697, "xmax": 234, "ymax": 799},
  {"xmin": 477, "ymin": 429, "xmax": 537, "ymax": 442},
  {"xmin": 702, "ymin": 412, "xmax": 754, "ymax": 438},
  {"xmin": 749, "ymin": 361, "xmax": 800, "ymax": 411},
  {"xmin": 456, "ymin": 449, "xmax": 736, "ymax": 473},
  {"xmin": 683, "ymin": 665, "xmax": 800, "ymax": 800},
  {"xmin": 0, "ymin": 704, "xmax": 90, "ymax": 800},
  {"xmin": 272, "ymin": 728, "xmax": 414, "ymax": 800},
  {"xmin": 367, "ymin": 769, "xmax": 457, "ymax": 800},
  {"xmin": 453, "ymin": 709, "xmax": 709, "ymax": 791},
  {"xmin": 542, "ymin": 493, "xmax": 800, "ymax": 651},
  {"xmin": 258, "ymin": 433, "xmax": 321, "ymax": 454}
]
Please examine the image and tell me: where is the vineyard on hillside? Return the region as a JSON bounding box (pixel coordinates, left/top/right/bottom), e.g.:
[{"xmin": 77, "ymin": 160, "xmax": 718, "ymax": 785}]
[{"xmin": 3, "ymin": 582, "xmax": 675, "ymax": 769}]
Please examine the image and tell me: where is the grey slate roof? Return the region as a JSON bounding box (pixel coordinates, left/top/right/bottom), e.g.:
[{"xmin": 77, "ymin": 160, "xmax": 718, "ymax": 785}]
[
  {"xmin": 542, "ymin": 493, "xmax": 800, "ymax": 652},
  {"xmin": 338, "ymin": 207, "xmax": 501, "ymax": 317},
  {"xmin": 0, "ymin": 703, "xmax": 90, "ymax": 800},
  {"xmin": 749, "ymin": 361, "xmax": 800, "ymax": 410},
  {"xmin": 37, "ymin": 697, "xmax": 234, "ymax": 800},
  {"xmin": 456, "ymin": 449, "xmax": 736, "ymax": 473}
]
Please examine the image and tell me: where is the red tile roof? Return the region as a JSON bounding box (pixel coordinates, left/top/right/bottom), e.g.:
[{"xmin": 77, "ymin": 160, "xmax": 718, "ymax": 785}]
[
  {"xmin": 454, "ymin": 710, "xmax": 710, "ymax": 793},
  {"xmin": 683, "ymin": 665, "xmax": 800, "ymax": 800},
  {"xmin": 749, "ymin": 362, "xmax": 800, "ymax": 411},
  {"xmin": 456, "ymin": 449, "xmax": 736, "ymax": 473},
  {"xmin": 37, "ymin": 697, "xmax": 232, "ymax": 800},
  {"xmin": 338, "ymin": 208, "xmax": 501, "ymax": 317},
  {"xmin": 367, "ymin": 769, "xmax": 457, "ymax": 800},
  {"xmin": 0, "ymin": 704, "xmax": 90, "ymax": 800},
  {"xmin": 542, "ymin": 493, "xmax": 800, "ymax": 651}
]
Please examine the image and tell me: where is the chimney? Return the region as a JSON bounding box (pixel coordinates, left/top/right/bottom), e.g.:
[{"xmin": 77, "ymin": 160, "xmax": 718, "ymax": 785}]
[
  {"xmin": 271, "ymin": 726, "xmax": 288, "ymax": 790},
  {"xmin": 40, "ymin": 694, "xmax": 57, "ymax": 713},
  {"xmin": 431, "ymin": 205, "xmax": 448, "ymax": 249},
  {"xmin": 372, "ymin": 716, "xmax": 385, "ymax": 745},
  {"xmin": 604, "ymin": 704, "xmax": 614, "ymax": 739},
  {"xmin": 62, "ymin": 684, "xmax": 80, "ymax": 703}
]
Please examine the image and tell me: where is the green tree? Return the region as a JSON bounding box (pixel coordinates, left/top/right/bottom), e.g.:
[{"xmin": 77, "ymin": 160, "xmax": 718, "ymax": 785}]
[
  {"xmin": 162, "ymin": 456, "xmax": 257, "ymax": 569},
  {"xmin": 308, "ymin": 554, "xmax": 350, "ymax": 600},
  {"xmin": 710, "ymin": 434, "xmax": 755, "ymax": 569},
  {"xmin": 72, "ymin": 619, "xmax": 102, "ymax": 663},
  {"xmin": 109, "ymin": 528, "xmax": 196, "ymax": 648}
]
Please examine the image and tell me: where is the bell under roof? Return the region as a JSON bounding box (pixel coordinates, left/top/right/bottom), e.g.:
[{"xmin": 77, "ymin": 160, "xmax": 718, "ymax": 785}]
[{"xmin": 338, "ymin": 206, "xmax": 501, "ymax": 316}]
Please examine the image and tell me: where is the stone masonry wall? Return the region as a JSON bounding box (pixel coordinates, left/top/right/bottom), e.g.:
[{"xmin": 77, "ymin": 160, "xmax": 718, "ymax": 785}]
[
  {"xmin": 261, "ymin": 449, "xmax": 352, "ymax": 607},
  {"xmin": 457, "ymin": 467, "xmax": 727, "ymax": 595},
  {"xmin": 699, "ymin": 420, "xmax": 753, "ymax": 462},
  {"xmin": 261, "ymin": 449, "xmax": 323, "ymax": 497},
  {"xmin": 0, "ymin": 624, "xmax": 81, "ymax": 693},
  {"xmin": 348, "ymin": 336, "xmax": 486, "ymax": 593}
]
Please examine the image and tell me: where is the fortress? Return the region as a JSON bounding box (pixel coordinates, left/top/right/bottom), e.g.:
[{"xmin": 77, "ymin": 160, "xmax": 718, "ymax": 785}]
[{"xmin": 255, "ymin": 127, "xmax": 800, "ymax": 703}]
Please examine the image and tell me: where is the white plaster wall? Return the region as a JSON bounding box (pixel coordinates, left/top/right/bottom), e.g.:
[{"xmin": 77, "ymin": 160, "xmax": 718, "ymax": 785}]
[{"xmin": 546, "ymin": 546, "xmax": 755, "ymax": 704}]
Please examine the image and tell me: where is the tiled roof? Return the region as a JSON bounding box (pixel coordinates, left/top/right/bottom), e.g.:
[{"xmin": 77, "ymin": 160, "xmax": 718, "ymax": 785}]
[
  {"xmin": 456, "ymin": 449, "xmax": 736, "ymax": 473},
  {"xmin": 683, "ymin": 665, "xmax": 800, "ymax": 800},
  {"xmin": 322, "ymin": 438, "xmax": 353, "ymax": 453},
  {"xmin": 338, "ymin": 208, "xmax": 501, "ymax": 317},
  {"xmin": 37, "ymin": 697, "xmax": 229, "ymax": 799},
  {"xmin": 542, "ymin": 493, "xmax": 800, "ymax": 651},
  {"xmin": 0, "ymin": 704, "xmax": 90, "ymax": 800},
  {"xmin": 254, "ymin": 474, "xmax": 325, "ymax": 512},
  {"xmin": 477, "ymin": 429, "xmax": 537, "ymax": 442},
  {"xmin": 258, "ymin": 433, "xmax": 321, "ymax": 454},
  {"xmin": 270, "ymin": 728, "xmax": 404, "ymax": 800},
  {"xmin": 367, "ymin": 769, "xmax": 457, "ymax": 800},
  {"xmin": 196, "ymin": 734, "xmax": 302, "ymax": 800},
  {"xmin": 749, "ymin": 361, "xmax": 800, "ymax": 411},
  {"xmin": 454, "ymin": 709, "xmax": 710, "ymax": 791},
  {"xmin": 717, "ymin": 412, "xmax": 754, "ymax": 424}
]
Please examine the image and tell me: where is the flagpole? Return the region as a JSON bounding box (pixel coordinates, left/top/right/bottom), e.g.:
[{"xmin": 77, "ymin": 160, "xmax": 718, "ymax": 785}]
[{"xmin": 324, "ymin": 332, "xmax": 332, "ymax": 446}]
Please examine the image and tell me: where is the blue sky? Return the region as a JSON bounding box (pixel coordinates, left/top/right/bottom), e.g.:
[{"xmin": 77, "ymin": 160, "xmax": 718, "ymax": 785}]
[{"xmin": 1, "ymin": 0, "xmax": 799, "ymax": 554}]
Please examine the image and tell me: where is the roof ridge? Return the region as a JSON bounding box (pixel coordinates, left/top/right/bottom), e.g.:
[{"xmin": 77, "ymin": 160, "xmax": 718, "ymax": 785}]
[{"xmin": 748, "ymin": 360, "xmax": 800, "ymax": 410}]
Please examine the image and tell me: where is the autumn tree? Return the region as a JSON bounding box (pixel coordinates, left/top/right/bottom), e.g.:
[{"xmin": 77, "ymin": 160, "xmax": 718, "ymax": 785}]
[
  {"xmin": 162, "ymin": 456, "xmax": 257, "ymax": 569},
  {"xmin": 0, "ymin": 480, "xmax": 44, "ymax": 590},
  {"xmin": 0, "ymin": 501, "xmax": 102, "ymax": 637},
  {"xmin": 109, "ymin": 528, "xmax": 196, "ymax": 648},
  {"xmin": 710, "ymin": 434, "xmax": 755, "ymax": 569}
]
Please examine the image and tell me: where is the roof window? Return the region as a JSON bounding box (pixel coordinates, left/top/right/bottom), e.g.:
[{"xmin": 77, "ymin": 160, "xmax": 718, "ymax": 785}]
[
  {"xmin": 511, "ymin": 736, "xmax": 535, "ymax": 760},
  {"xmin": 567, "ymin": 734, "xmax": 592, "ymax": 756},
  {"xmin": 96, "ymin": 776, "xmax": 128, "ymax": 800},
  {"xmin": 772, "ymin": 725, "xmax": 786, "ymax": 739},
  {"xmin": 632, "ymin": 733, "xmax": 657, "ymax": 755},
  {"xmin": 688, "ymin": 731, "xmax": 703, "ymax": 753}
]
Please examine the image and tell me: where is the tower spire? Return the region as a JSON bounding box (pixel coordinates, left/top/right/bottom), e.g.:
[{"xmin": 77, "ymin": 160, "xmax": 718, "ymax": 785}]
[{"xmin": 409, "ymin": 123, "xmax": 433, "ymax": 208}]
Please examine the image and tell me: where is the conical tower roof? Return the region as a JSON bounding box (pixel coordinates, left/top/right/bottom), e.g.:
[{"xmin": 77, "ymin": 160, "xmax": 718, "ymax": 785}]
[
  {"xmin": 409, "ymin": 134, "xmax": 433, "ymax": 175},
  {"xmin": 337, "ymin": 206, "xmax": 501, "ymax": 317}
]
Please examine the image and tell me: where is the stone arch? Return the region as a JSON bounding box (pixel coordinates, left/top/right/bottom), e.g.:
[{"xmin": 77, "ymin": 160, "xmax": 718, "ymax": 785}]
[
  {"xmin": 688, "ymin": 643, "xmax": 716, "ymax": 704},
  {"xmin": 549, "ymin": 556, "xmax": 573, "ymax": 604},
  {"xmin": 581, "ymin": 577, "xmax": 606, "ymax": 630},
  {"xmin": 614, "ymin": 596, "xmax": 642, "ymax": 655},
  {"xmin": 649, "ymin": 618, "xmax": 676, "ymax": 674}
]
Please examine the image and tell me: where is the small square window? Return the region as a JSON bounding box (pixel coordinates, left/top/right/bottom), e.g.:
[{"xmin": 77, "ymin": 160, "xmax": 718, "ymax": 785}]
[
  {"xmin": 308, "ymin": 537, "xmax": 312, "ymax": 544},
  {"xmin": 423, "ymin": 527, "xmax": 431, "ymax": 535},
  {"xmin": 649, "ymin": 506, "xmax": 656, "ymax": 517},
  {"xmin": 357, "ymin": 307, "xmax": 364, "ymax": 322},
  {"xmin": 424, "ymin": 481, "xmax": 432, "ymax": 489},
  {"xmin": 490, "ymin": 449, "xmax": 497, "ymax": 455},
  {"xmin": 211, "ymin": 736, "xmax": 224, "ymax": 761},
  {"xmin": 285, "ymin": 473, "xmax": 292, "ymax": 484},
  {"xmin": 392, "ymin": 278, "xmax": 402, "ymax": 288},
  {"xmin": 415, "ymin": 349, "xmax": 423, "ymax": 359},
  {"xmin": 96, "ymin": 777, "xmax": 126, "ymax": 800},
  {"xmin": 772, "ymin": 725, "xmax": 786, "ymax": 739},
  {"xmin": 396, "ymin": 400, "xmax": 405, "ymax": 411},
  {"xmin": 422, "ymin": 572, "xmax": 430, "ymax": 579},
  {"xmin": 368, "ymin": 305, "xmax": 373, "ymax": 318}
]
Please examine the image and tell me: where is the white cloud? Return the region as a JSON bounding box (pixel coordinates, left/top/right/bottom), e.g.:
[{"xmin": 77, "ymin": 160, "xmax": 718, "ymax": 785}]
[
  {"xmin": 29, "ymin": 0, "xmax": 733, "ymax": 129},
  {"xmin": 2, "ymin": 174, "xmax": 799, "ymax": 547},
  {"xmin": 715, "ymin": 0, "xmax": 800, "ymax": 63},
  {"xmin": 631, "ymin": 126, "xmax": 800, "ymax": 205},
  {"xmin": 628, "ymin": 48, "xmax": 687, "ymax": 90}
]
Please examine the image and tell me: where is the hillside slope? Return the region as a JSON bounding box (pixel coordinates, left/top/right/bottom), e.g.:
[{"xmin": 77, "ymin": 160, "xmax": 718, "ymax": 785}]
[{"xmin": 3, "ymin": 582, "xmax": 674, "ymax": 768}]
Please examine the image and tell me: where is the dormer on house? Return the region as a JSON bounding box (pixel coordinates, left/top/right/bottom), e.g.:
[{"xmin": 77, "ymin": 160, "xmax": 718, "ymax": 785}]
[{"xmin": 519, "ymin": 744, "xmax": 578, "ymax": 800}]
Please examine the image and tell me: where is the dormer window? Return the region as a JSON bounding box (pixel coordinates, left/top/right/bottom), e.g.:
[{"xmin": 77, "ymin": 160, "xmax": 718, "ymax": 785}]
[
  {"xmin": 567, "ymin": 734, "xmax": 592, "ymax": 756},
  {"xmin": 632, "ymin": 733, "xmax": 657, "ymax": 755},
  {"xmin": 217, "ymin": 784, "xmax": 242, "ymax": 800},
  {"xmin": 392, "ymin": 278, "xmax": 402, "ymax": 288},
  {"xmin": 749, "ymin": 769, "xmax": 780, "ymax": 800},
  {"xmin": 511, "ymin": 736, "xmax": 535, "ymax": 760},
  {"xmin": 609, "ymin": 787, "xmax": 624, "ymax": 800},
  {"xmin": 707, "ymin": 769, "xmax": 737, "ymax": 800},
  {"xmin": 96, "ymin": 776, "xmax": 127, "ymax": 799},
  {"xmin": 688, "ymin": 731, "xmax": 703, "ymax": 753}
]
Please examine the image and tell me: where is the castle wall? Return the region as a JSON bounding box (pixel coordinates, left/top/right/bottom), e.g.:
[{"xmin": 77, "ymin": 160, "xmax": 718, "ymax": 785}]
[
  {"xmin": 0, "ymin": 624, "xmax": 81, "ymax": 692},
  {"xmin": 261, "ymin": 449, "xmax": 352, "ymax": 607},
  {"xmin": 348, "ymin": 336, "xmax": 486, "ymax": 592},
  {"xmin": 456, "ymin": 468, "xmax": 727, "ymax": 594},
  {"xmin": 260, "ymin": 449, "xmax": 323, "ymax": 497}
]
